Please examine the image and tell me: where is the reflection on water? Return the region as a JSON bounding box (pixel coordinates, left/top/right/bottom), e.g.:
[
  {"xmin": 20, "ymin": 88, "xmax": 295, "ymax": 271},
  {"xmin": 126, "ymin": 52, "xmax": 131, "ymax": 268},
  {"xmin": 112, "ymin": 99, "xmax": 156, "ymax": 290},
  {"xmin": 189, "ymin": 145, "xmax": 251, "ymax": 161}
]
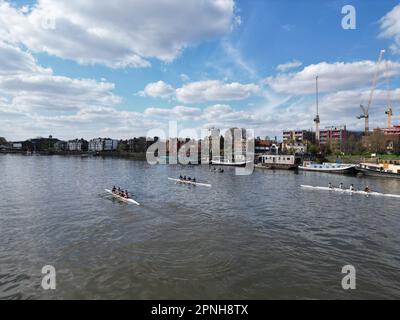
[{"xmin": 0, "ymin": 154, "xmax": 400, "ymax": 299}]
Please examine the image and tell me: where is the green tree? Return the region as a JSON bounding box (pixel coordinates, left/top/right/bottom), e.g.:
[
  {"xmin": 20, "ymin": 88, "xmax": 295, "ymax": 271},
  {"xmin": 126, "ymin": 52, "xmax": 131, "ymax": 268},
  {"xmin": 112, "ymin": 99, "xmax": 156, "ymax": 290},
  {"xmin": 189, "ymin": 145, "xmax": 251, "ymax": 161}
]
[
  {"xmin": 0, "ymin": 137, "xmax": 7, "ymax": 145},
  {"xmin": 369, "ymin": 130, "xmax": 386, "ymax": 154},
  {"xmin": 118, "ymin": 140, "xmax": 129, "ymax": 152},
  {"xmin": 308, "ymin": 142, "xmax": 320, "ymax": 155},
  {"xmin": 343, "ymin": 134, "xmax": 364, "ymax": 155},
  {"xmin": 392, "ymin": 138, "xmax": 400, "ymax": 155}
]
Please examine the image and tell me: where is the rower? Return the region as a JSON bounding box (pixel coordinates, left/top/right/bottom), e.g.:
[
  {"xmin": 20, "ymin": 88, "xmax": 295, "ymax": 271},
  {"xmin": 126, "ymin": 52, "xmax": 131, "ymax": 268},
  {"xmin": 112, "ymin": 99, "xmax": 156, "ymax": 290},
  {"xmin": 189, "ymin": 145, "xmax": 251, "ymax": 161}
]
[
  {"xmin": 188, "ymin": 177, "xmax": 191, "ymax": 181},
  {"xmin": 193, "ymin": 177, "xmax": 196, "ymax": 182},
  {"xmin": 328, "ymin": 182, "xmax": 333, "ymax": 189},
  {"xmin": 125, "ymin": 190, "xmax": 129, "ymax": 198},
  {"xmin": 364, "ymin": 185, "xmax": 370, "ymax": 193},
  {"xmin": 112, "ymin": 186, "xmax": 116, "ymax": 192},
  {"xmin": 183, "ymin": 175, "xmax": 186, "ymax": 180},
  {"xmin": 339, "ymin": 183, "xmax": 343, "ymax": 189},
  {"xmin": 349, "ymin": 184, "xmax": 355, "ymax": 191},
  {"xmin": 179, "ymin": 175, "xmax": 183, "ymax": 180}
]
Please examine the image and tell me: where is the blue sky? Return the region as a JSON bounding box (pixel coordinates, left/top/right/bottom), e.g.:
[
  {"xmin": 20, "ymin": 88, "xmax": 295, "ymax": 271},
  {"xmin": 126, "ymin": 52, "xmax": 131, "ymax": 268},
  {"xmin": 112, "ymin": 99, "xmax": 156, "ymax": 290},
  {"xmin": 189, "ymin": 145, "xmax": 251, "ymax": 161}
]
[{"xmin": 1, "ymin": 0, "xmax": 400, "ymax": 140}]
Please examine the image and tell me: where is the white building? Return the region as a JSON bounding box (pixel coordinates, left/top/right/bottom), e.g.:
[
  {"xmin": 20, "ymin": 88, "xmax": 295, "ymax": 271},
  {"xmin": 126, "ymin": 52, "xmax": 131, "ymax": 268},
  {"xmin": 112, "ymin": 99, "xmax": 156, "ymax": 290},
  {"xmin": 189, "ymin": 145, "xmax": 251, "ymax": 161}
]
[
  {"xmin": 104, "ymin": 139, "xmax": 119, "ymax": 151},
  {"xmin": 284, "ymin": 142, "xmax": 307, "ymax": 154},
  {"xmin": 68, "ymin": 139, "xmax": 83, "ymax": 151},
  {"xmin": 259, "ymin": 154, "xmax": 299, "ymax": 169},
  {"xmin": 12, "ymin": 142, "xmax": 23, "ymax": 150},
  {"xmin": 89, "ymin": 138, "xmax": 118, "ymax": 152}
]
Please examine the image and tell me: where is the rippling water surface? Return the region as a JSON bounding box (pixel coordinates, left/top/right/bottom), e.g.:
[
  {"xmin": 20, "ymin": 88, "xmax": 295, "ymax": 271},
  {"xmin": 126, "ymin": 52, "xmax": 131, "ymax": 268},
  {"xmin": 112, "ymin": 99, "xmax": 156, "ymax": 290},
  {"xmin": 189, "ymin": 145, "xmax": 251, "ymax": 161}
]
[{"xmin": 1, "ymin": 154, "xmax": 400, "ymax": 299}]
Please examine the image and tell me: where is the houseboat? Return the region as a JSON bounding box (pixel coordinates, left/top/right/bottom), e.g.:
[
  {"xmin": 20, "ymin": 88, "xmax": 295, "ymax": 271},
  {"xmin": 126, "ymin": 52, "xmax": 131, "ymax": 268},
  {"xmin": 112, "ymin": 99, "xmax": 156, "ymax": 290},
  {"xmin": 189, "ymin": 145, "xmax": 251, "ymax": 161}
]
[
  {"xmin": 211, "ymin": 159, "xmax": 252, "ymax": 167},
  {"xmin": 299, "ymin": 161, "xmax": 356, "ymax": 174},
  {"xmin": 356, "ymin": 161, "xmax": 400, "ymax": 179},
  {"xmin": 256, "ymin": 155, "xmax": 301, "ymax": 170},
  {"xmin": 211, "ymin": 155, "xmax": 253, "ymax": 167}
]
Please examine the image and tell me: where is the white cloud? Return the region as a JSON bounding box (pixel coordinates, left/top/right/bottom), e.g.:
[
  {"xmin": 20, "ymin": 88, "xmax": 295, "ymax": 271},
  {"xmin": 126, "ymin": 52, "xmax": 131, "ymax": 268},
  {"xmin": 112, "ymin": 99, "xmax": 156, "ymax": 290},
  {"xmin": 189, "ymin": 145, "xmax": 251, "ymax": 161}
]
[
  {"xmin": 265, "ymin": 60, "xmax": 400, "ymax": 95},
  {"xmin": 138, "ymin": 79, "xmax": 260, "ymax": 103},
  {"xmin": 0, "ymin": 40, "xmax": 267, "ymax": 139},
  {"xmin": 0, "ymin": 41, "xmax": 50, "ymax": 75},
  {"xmin": 276, "ymin": 60, "xmax": 302, "ymax": 72},
  {"xmin": 143, "ymin": 103, "xmax": 265, "ymax": 129},
  {"xmin": 0, "ymin": 40, "xmax": 135, "ymax": 139},
  {"xmin": 176, "ymin": 80, "xmax": 260, "ymax": 103},
  {"xmin": 180, "ymin": 73, "xmax": 190, "ymax": 82},
  {"xmin": 138, "ymin": 81, "xmax": 175, "ymax": 99},
  {"xmin": 0, "ymin": 0, "xmax": 237, "ymax": 68},
  {"xmin": 144, "ymin": 105, "xmax": 201, "ymax": 120},
  {"xmin": 320, "ymin": 88, "xmax": 400, "ymax": 124},
  {"xmin": 379, "ymin": 4, "xmax": 400, "ymax": 54}
]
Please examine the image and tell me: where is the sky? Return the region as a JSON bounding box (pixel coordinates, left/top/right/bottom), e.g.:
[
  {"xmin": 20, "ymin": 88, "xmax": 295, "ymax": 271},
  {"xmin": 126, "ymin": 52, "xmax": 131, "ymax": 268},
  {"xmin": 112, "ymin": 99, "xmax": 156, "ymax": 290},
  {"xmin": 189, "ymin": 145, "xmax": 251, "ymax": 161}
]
[{"xmin": 1, "ymin": 0, "xmax": 400, "ymax": 141}]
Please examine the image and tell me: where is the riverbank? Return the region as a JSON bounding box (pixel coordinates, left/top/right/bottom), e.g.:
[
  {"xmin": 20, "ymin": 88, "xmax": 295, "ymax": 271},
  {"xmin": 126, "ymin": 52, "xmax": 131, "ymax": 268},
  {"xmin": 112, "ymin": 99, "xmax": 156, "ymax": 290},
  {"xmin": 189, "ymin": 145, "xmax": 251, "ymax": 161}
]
[
  {"xmin": 0, "ymin": 150, "xmax": 148, "ymax": 160},
  {"xmin": 326, "ymin": 154, "xmax": 400, "ymax": 164}
]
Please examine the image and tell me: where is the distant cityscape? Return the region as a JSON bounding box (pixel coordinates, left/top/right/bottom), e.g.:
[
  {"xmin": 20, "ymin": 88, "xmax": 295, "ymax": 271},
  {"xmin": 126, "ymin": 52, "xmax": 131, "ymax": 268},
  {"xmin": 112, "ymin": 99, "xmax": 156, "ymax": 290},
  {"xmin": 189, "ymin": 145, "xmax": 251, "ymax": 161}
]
[{"xmin": 1, "ymin": 123, "xmax": 399, "ymax": 158}]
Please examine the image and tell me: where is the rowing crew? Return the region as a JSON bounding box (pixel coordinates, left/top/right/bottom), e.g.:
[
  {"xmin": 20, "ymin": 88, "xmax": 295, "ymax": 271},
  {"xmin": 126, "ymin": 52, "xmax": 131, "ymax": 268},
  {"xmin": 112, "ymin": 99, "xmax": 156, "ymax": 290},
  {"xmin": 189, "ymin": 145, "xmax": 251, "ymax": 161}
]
[
  {"xmin": 328, "ymin": 182, "xmax": 371, "ymax": 192},
  {"xmin": 178, "ymin": 175, "xmax": 196, "ymax": 183},
  {"xmin": 112, "ymin": 186, "xmax": 131, "ymax": 199}
]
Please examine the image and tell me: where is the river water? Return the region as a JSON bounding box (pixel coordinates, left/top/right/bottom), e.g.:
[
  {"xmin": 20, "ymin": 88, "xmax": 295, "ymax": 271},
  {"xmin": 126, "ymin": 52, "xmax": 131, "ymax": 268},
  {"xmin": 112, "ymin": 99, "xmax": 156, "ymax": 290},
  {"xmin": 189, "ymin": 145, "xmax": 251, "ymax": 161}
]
[{"xmin": 0, "ymin": 154, "xmax": 400, "ymax": 299}]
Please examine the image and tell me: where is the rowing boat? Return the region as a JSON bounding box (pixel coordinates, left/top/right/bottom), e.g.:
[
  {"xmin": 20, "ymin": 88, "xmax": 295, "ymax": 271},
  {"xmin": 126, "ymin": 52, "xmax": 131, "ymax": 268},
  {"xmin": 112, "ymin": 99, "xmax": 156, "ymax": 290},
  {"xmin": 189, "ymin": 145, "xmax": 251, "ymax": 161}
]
[
  {"xmin": 300, "ymin": 185, "xmax": 400, "ymax": 199},
  {"xmin": 168, "ymin": 177, "xmax": 212, "ymax": 188},
  {"xmin": 105, "ymin": 189, "xmax": 140, "ymax": 205}
]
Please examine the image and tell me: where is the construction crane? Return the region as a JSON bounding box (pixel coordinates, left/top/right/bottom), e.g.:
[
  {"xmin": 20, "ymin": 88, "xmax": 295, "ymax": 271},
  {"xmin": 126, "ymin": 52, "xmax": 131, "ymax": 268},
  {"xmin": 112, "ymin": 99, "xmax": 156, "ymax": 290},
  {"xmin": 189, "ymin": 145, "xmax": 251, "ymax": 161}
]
[
  {"xmin": 358, "ymin": 49, "xmax": 385, "ymax": 135},
  {"xmin": 313, "ymin": 76, "xmax": 320, "ymax": 143},
  {"xmin": 385, "ymin": 59, "xmax": 393, "ymax": 128}
]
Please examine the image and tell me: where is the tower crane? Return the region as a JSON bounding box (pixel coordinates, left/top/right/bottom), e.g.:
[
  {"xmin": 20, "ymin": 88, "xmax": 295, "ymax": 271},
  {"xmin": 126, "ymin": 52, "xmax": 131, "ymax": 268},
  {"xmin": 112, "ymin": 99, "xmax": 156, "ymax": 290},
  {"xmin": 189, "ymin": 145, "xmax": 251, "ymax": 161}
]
[
  {"xmin": 358, "ymin": 49, "xmax": 385, "ymax": 135},
  {"xmin": 313, "ymin": 76, "xmax": 320, "ymax": 143}
]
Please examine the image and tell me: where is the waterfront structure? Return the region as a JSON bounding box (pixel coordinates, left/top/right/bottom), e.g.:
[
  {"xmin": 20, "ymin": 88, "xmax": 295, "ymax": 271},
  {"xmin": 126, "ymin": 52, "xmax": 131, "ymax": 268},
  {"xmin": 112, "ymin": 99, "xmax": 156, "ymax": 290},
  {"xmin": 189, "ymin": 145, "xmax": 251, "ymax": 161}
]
[
  {"xmin": 128, "ymin": 136, "xmax": 159, "ymax": 153},
  {"xmin": 282, "ymin": 129, "xmax": 314, "ymax": 153},
  {"xmin": 382, "ymin": 125, "xmax": 400, "ymax": 136},
  {"xmin": 11, "ymin": 142, "xmax": 23, "ymax": 150},
  {"xmin": 255, "ymin": 138, "xmax": 275, "ymax": 154},
  {"xmin": 356, "ymin": 161, "xmax": 400, "ymax": 178},
  {"xmin": 299, "ymin": 161, "xmax": 356, "ymax": 174},
  {"xmin": 362, "ymin": 127, "xmax": 400, "ymax": 153},
  {"xmin": 128, "ymin": 137, "xmax": 147, "ymax": 153},
  {"xmin": 67, "ymin": 139, "xmax": 88, "ymax": 152},
  {"xmin": 283, "ymin": 142, "xmax": 307, "ymax": 154},
  {"xmin": 89, "ymin": 138, "xmax": 118, "ymax": 152},
  {"xmin": 54, "ymin": 141, "xmax": 67, "ymax": 151},
  {"xmin": 257, "ymin": 154, "xmax": 300, "ymax": 170},
  {"xmin": 283, "ymin": 129, "xmax": 314, "ymax": 144},
  {"xmin": 28, "ymin": 136, "xmax": 59, "ymax": 152},
  {"xmin": 319, "ymin": 125, "xmax": 348, "ymax": 151}
]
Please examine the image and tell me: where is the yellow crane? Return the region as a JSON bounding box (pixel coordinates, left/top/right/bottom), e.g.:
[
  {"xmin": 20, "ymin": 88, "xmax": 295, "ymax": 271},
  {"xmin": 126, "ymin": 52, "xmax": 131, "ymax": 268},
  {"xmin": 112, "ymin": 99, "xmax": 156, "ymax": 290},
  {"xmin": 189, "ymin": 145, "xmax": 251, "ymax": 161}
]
[{"xmin": 384, "ymin": 59, "xmax": 393, "ymax": 128}]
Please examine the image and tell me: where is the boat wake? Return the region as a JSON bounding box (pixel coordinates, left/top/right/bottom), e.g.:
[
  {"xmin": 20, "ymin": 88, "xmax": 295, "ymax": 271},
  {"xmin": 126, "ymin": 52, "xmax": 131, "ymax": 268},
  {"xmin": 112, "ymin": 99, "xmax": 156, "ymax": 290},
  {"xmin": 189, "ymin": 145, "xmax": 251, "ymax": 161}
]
[{"xmin": 301, "ymin": 185, "xmax": 400, "ymax": 199}]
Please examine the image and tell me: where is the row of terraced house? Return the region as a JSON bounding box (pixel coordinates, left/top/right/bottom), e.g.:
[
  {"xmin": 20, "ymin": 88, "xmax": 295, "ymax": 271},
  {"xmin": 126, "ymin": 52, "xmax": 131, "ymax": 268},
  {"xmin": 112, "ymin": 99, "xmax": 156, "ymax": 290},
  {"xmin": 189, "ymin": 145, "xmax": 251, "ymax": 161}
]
[{"xmin": 2, "ymin": 136, "xmax": 158, "ymax": 153}]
